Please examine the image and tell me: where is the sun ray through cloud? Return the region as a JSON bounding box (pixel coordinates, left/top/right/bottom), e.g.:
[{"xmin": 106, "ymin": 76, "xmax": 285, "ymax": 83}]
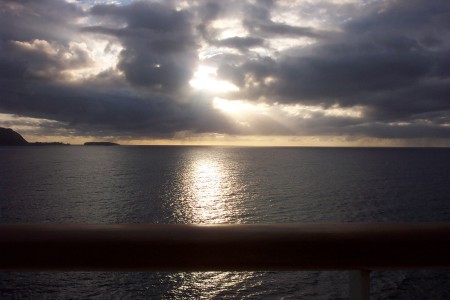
[{"xmin": 0, "ymin": 0, "xmax": 448, "ymax": 146}]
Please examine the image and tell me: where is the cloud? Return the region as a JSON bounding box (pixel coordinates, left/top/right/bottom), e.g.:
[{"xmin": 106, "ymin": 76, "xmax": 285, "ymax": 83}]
[
  {"xmin": 272, "ymin": 37, "xmax": 433, "ymax": 102},
  {"xmin": 212, "ymin": 0, "xmax": 450, "ymax": 139},
  {"xmin": 0, "ymin": 79, "xmax": 234, "ymax": 138},
  {"xmin": 1, "ymin": 39, "xmax": 94, "ymax": 80},
  {"xmin": 0, "ymin": 0, "xmax": 234, "ymax": 138},
  {"xmin": 0, "ymin": 0, "xmax": 89, "ymax": 81},
  {"xmin": 212, "ymin": 36, "xmax": 265, "ymax": 52},
  {"xmin": 0, "ymin": 0, "xmax": 449, "ymax": 143},
  {"xmin": 0, "ymin": 0, "xmax": 83, "ymax": 42},
  {"xmin": 85, "ymin": 1, "xmax": 199, "ymax": 94}
]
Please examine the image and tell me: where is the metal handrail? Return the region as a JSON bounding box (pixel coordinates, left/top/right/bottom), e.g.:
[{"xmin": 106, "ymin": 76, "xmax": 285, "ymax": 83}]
[
  {"xmin": 1, "ymin": 223, "xmax": 449, "ymax": 271},
  {"xmin": 1, "ymin": 223, "xmax": 449, "ymax": 300}
]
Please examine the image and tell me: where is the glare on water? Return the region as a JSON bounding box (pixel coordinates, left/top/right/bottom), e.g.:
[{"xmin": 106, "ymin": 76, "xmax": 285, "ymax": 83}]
[
  {"xmin": 189, "ymin": 159, "xmax": 226, "ymax": 222},
  {"xmin": 165, "ymin": 150, "xmax": 260, "ymax": 297},
  {"xmin": 175, "ymin": 149, "xmax": 246, "ymax": 224}
]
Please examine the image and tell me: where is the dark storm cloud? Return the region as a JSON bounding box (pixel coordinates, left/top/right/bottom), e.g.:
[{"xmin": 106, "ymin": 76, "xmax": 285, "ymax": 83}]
[
  {"xmin": 223, "ymin": 0, "xmax": 450, "ymax": 103},
  {"xmin": 0, "ymin": 0, "xmax": 234, "ymax": 138},
  {"xmin": 85, "ymin": 1, "xmax": 198, "ymax": 94},
  {"xmin": 343, "ymin": 0, "xmax": 450, "ymax": 44},
  {"xmin": 273, "ymin": 38, "xmax": 433, "ymax": 102},
  {"xmin": 0, "ymin": 39, "xmax": 93, "ymax": 80},
  {"xmin": 215, "ymin": 0, "xmax": 450, "ymax": 139},
  {"xmin": 0, "ymin": 0, "xmax": 89, "ymax": 80},
  {"xmin": 0, "ymin": 0, "xmax": 83, "ymax": 42},
  {"xmin": 0, "ymin": 79, "xmax": 234, "ymax": 137}
]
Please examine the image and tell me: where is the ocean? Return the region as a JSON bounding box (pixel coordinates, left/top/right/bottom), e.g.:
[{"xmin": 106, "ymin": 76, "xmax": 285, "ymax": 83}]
[{"xmin": 0, "ymin": 146, "xmax": 449, "ymax": 299}]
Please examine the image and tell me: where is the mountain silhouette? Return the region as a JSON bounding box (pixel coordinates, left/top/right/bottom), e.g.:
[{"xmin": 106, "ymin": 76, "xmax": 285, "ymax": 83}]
[{"xmin": 0, "ymin": 127, "xmax": 29, "ymax": 145}]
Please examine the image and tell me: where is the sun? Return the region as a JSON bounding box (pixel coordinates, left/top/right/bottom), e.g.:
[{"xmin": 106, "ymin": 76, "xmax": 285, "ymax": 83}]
[{"xmin": 189, "ymin": 66, "xmax": 239, "ymax": 93}]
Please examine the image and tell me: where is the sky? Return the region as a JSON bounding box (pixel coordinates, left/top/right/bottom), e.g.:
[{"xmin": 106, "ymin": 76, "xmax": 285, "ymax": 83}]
[{"xmin": 0, "ymin": 0, "xmax": 449, "ymax": 146}]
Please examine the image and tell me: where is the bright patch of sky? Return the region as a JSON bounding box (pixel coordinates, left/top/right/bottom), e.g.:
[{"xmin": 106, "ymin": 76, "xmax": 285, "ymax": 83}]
[{"xmin": 190, "ymin": 67, "xmax": 240, "ymax": 93}]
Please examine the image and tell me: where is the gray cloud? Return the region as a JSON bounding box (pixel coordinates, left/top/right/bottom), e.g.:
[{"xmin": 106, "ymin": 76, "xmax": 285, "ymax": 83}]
[
  {"xmin": 86, "ymin": 2, "xmax": 199, "ymax": 94},
  {"xmin": 242, "ymin": 1, "xmax": 329, "ymax": 39},
  {"xmin": 0, "ymin": 0, "xmax": 88, "ymax": 81},
  {"xmin": 213, "ymin": 0, "xmax": 450, "ymax": 139},
  {"xmin": 212, "ymin": 36, "xmax": 265, "ymax": 52},
  {"xmin": 0, "ymin": 0, "xmax": 449, "ymax": 142},
  {"xmin": 0, "ymin": 0, "xmax": 83, "ymax": 42},
  {"xmin": 0, "ymin": 79, "xmax": 234, "ymax": 137},
  {"xmin": 0, "ymin": 0, "xmax": 233, "ymax": 138},
  {"xmin": 0, "ymin": 39, "xmax": 93, "ymax": 81},
  {"xmin": 273, "ymin": 38, "xmax": 433, "ymax": 102}
]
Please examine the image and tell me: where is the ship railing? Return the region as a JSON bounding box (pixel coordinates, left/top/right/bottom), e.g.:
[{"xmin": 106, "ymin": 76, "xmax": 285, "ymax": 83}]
[{"xmin": 1, "ymin": 223, "xmax": 450, "ymax": 300}]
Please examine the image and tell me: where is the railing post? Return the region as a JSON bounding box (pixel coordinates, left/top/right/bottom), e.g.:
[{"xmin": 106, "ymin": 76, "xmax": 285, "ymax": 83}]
[{"xmin": 349, "ymin": 270, "xmax": 370, "ymax": 300}]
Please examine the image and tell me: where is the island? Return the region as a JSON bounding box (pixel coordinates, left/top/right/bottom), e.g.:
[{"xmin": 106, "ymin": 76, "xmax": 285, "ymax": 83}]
[
  {"xmin": 84, "ymin": 142, "xmax": 119, "ymax": 146},
  {"xmin": 32, "ymin": 142, "xmax": 70, "ymax": 146},
  {"xmin": 0, "ymin": 127, "xmax": 70, "ymax": 146}
]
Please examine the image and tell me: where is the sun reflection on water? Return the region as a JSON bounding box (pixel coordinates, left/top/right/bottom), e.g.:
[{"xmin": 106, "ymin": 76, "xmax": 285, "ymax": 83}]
[
  {"xmin": 189, "ymin": 159, "xmax": 229, "ymax": 223},
  {"xmin": 166, "ymin": 271, "xmax": 265, "ymax": 299},
  {"xmin": 166, "ymin": 149, "xmax": 245, "ymax": 224},
  {"xmin": 163, "ymin": 150, "xmax": 260, "ymax": 297}
]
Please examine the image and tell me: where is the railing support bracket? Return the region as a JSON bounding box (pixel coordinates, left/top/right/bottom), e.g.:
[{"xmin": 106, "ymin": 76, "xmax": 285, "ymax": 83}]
[{"xmin": 349, "ymin": 270, "xmax": 370, "ymax": 300}]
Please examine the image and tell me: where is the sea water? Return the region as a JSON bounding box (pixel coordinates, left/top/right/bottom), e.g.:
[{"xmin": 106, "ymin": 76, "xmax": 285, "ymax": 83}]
[{"xmin": 0, "ymin": 146, "xmax": 449, "ymax": 299}]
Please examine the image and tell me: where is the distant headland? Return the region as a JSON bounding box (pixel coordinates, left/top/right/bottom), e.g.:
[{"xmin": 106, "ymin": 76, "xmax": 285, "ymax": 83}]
[
  {"xmin": 84, "ymin": 142, "xmax": 119, "ymax": 146},
  {"xmin": 0, "ymin": 127, "xmax": 120, "ymax": 146},
  {"xmin": 0, "ymin": 127, "xmax": 29, "ymax": 145},
  {"xmin": 0, "ymin": 127, "xmax": 121, "ymax": 146},
  {"xmin": 0, "ymin": 127, "xmax": 69, "ymax": 146}
]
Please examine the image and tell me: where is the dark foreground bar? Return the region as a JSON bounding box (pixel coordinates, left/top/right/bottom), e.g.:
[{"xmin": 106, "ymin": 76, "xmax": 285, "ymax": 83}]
[{"xmin": 1, "ymin": 223, "xmax": 450, "ymax": 271}]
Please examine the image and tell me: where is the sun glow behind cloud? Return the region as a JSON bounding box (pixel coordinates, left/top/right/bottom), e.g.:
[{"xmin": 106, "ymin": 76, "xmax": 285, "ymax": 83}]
[
  {"xmin": 282, "ymin": 104, "xmax": 364, "ymax": 119},
  {"xmin": 189, "ymin": 66, "xmax": 240, "ymax": 93},
  {"xmin": 69, "ymin": 41, "xmax": 123, "ymax": 80},
  {"xmin": 213, "ymin": 97, "xmax": 270, "ymax": 115},
  {"xmin": 212, "ymin": 18, "xmax": 249, "ymax": 40},
  {"xmin": 213, "ymin": 97, "xmax": 364, "ymax": 122}
]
